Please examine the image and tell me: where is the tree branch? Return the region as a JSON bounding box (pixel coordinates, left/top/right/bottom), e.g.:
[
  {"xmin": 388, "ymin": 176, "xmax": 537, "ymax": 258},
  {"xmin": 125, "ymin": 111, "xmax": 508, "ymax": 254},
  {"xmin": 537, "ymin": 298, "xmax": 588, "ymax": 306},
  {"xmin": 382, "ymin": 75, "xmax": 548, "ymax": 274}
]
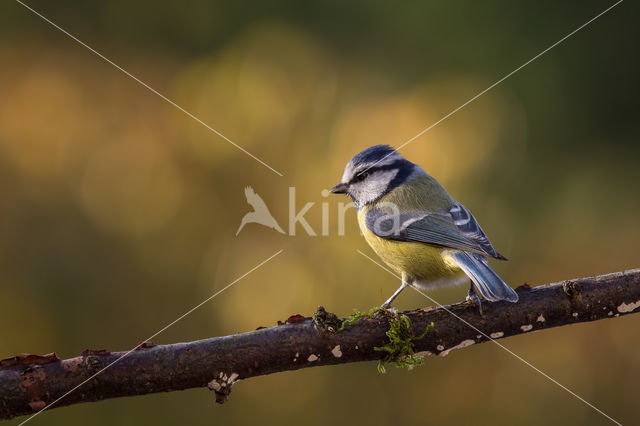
[{"xmin": 2, "ymin": 269, "xmax": 639, "ymax": 420}]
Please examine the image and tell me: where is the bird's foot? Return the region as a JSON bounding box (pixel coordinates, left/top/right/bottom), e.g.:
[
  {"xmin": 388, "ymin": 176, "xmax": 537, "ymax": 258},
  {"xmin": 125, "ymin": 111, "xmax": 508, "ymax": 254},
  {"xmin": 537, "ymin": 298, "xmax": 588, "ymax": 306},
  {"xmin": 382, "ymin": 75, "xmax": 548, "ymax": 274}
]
[
  {"xmin": 466, "ymin": 287, "xmax": 483, "ymax": 316},
  {"xmin": 380, "ymin": 303, "xmax": 397, "ymax": 313},
  {"xmin": 381, "ymin": 281, "xmax": 410, "ymax": 310}
]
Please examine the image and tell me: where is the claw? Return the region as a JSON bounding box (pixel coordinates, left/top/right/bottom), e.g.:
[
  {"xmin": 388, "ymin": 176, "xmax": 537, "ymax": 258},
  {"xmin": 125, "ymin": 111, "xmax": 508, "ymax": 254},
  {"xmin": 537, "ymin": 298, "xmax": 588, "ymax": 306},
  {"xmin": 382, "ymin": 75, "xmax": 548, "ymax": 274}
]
[{"xmin": 467, "ymin": 284, "xmax": 483, "ymax": 315}]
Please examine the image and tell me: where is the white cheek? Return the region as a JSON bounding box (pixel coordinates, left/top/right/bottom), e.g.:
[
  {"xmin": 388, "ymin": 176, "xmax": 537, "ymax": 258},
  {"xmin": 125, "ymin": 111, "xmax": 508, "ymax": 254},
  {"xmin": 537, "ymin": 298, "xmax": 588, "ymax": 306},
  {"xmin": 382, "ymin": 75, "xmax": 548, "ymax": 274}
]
[
  {"xmin": 358, "ymin": 169, "xmax": 399, "ymax": 204},
  {"xmin": 377, "ymin": 169, "xmax": 399, "ymax": 182}
]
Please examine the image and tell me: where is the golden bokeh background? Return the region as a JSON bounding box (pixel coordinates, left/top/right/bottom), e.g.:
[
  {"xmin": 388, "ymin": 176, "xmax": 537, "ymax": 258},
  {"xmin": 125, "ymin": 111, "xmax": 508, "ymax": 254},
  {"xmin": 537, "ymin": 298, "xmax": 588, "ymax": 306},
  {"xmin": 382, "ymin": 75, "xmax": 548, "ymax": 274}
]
[{"xmin": 1, "ymin": 1, "xmax": 638, "ymax": 424}]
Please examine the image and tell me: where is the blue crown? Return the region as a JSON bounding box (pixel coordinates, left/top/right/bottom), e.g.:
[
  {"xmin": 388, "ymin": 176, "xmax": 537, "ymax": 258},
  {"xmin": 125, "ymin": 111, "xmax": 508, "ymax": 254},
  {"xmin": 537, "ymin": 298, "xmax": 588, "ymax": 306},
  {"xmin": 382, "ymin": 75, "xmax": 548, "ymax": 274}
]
[{"xmin": 351, "ymin": 145, "xmax": 396, "ymax": 166}]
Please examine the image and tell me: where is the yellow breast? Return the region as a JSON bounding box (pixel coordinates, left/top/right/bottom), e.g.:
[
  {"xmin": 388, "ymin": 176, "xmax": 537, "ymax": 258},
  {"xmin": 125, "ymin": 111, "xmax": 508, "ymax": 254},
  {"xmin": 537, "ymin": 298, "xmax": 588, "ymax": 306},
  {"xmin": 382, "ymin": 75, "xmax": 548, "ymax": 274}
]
[{"xmin": 357, "ymin": 206, "xmax": 464, "ymax": 285}]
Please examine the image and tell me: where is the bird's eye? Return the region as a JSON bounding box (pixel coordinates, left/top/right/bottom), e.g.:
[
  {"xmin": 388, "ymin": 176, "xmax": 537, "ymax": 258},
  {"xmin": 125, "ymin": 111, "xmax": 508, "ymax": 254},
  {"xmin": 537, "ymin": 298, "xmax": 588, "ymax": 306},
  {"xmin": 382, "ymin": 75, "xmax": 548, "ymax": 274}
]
[{"xmin": 351, "ymin": 169, "xmax": 371, "ymax": 184}]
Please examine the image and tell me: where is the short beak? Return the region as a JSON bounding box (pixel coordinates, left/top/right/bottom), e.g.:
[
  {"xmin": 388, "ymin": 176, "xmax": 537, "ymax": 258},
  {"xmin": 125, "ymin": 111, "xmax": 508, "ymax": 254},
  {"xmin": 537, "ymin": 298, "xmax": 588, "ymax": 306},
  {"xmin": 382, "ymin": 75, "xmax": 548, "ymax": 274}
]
[{"xmin": 330, "ymin": 182, "xmax": 348, "ymax": 194}]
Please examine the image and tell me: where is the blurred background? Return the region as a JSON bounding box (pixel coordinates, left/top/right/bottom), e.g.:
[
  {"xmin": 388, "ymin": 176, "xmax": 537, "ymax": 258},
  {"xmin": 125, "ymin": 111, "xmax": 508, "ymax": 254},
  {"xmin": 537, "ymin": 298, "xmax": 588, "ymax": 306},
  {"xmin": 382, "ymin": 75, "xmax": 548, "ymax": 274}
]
[{"xmin": 1, "ymin": 0, "xmax": 638, "ymax": 424}]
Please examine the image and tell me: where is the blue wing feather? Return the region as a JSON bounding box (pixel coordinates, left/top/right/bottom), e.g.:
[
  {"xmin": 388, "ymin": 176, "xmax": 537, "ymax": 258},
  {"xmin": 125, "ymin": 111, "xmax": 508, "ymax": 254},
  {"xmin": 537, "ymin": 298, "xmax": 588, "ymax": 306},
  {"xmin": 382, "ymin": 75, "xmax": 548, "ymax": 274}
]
[
  {"xmin": 448, "ymin": 204, "xmax": 507, "ymax": 260},
  {"xmin": 365, "ymin": 204, "xmax": 506, "ymax": 260}
]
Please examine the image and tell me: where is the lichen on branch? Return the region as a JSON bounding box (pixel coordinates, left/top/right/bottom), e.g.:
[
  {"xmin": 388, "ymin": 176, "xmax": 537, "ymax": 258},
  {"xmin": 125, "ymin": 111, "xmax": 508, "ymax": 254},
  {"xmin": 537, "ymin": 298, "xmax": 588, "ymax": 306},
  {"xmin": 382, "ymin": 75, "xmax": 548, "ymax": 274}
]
[{"xmin": 338, "ymin": 307, "xmax": 434, "ymax": 373}]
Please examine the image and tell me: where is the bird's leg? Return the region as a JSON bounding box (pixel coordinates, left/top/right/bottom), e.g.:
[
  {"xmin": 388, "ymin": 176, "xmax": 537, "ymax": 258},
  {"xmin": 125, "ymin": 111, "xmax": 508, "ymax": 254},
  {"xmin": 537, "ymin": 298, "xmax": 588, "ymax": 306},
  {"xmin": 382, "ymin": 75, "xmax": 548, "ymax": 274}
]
[
  {"xmin": 382, "ymin": 274, "xmax": 413, "ymax": 309},
  {"xmin": 466, "ymin": 282, "xmax": 483, "ymax": 315}
]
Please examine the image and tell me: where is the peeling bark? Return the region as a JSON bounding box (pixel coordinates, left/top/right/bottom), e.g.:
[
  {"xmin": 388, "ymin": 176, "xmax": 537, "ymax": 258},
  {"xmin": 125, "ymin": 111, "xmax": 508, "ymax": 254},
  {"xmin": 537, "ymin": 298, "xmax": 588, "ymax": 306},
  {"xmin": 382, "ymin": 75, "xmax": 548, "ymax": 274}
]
[{"xmin": 1, "ymin": 269, "xmax": 639, "ymax": 420}]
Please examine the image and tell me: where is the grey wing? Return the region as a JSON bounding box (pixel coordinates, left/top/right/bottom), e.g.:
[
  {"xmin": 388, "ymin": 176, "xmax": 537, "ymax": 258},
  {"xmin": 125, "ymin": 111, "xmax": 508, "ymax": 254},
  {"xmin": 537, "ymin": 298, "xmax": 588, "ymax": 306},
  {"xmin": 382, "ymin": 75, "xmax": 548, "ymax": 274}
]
[
  {"xmin": 365, "ymin": 204, "xmax": 506, "ymax": 260},
  {"xmin": 448, "ymin": 204, "xmax": 506, "ymax": 260}
]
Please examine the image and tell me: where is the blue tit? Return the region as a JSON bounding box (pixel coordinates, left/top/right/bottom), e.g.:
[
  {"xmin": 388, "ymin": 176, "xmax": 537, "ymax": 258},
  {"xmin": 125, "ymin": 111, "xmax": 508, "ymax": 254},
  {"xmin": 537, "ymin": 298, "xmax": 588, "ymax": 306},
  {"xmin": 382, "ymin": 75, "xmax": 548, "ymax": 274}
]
[{"xmin": 330, "ymin": 145, "xmax": 518, "ymax": 309}]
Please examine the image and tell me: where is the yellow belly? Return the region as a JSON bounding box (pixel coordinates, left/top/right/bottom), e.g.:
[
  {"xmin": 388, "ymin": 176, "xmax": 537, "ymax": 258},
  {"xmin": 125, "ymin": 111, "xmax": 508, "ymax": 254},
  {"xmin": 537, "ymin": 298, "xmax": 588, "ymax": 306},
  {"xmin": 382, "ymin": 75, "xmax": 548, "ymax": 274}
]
[{"xmin": 358, "ymin": 208, "xmax": 465, "ymax": 286}]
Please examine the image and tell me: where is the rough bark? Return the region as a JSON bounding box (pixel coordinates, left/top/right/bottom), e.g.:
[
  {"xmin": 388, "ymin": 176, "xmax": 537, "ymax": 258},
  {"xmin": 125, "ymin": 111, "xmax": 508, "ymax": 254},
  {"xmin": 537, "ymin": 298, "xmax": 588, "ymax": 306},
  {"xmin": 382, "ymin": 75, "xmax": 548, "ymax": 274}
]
[{"xmin": 1, "ymin": 269, "xmax": 639, "ymax": 420}]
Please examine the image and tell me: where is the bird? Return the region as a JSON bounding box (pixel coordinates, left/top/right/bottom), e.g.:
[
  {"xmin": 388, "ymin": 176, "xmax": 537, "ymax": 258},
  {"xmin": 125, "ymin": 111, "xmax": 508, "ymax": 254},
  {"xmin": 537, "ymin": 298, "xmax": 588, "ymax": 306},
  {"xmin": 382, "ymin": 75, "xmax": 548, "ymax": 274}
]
[
  {"xmin": 236, "ymin": 186, "xmax": 285, "ymax": 235},
  {"xmin": 330, "ymin": 145, "xmax": 518, "ymax": 310}
]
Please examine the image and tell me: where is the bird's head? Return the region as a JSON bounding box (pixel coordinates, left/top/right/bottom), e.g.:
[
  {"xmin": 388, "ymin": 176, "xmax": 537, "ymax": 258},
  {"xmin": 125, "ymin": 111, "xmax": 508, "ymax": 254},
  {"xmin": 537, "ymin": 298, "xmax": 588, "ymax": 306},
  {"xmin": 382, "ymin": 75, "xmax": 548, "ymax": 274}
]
[{"xmin": 330, "ymin": 145, "xmax": 424, "ymax": 208}]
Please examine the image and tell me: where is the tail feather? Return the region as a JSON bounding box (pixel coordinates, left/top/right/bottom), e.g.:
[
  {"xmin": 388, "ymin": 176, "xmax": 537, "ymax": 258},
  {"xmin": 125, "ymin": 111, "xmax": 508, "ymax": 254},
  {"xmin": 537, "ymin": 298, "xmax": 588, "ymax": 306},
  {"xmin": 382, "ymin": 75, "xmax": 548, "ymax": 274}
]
[{"xmin": 451, "ymin": 251, "xmax": 518, "ymax": 303}]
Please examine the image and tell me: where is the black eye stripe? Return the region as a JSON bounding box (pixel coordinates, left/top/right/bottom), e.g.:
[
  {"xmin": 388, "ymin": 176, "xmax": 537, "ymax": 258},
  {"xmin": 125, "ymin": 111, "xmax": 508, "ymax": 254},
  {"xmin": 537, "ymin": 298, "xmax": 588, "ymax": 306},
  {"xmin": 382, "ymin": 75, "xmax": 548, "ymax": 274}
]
[
  {"xmin": 352, "ymin": 160, "xmax": 406, "ymax": 182},
  {"xmin": 350, "ymin": 171, "xmax": 369, "ymax": 183}
]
